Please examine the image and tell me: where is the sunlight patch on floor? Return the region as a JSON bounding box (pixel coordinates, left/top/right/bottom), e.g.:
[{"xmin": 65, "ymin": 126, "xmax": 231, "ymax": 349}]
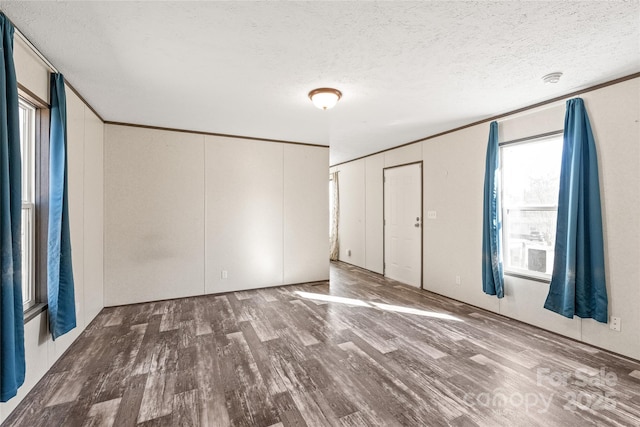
[
  {"xmin": 294, "ymin": 291, "xmax": 463, "ymax": 322},
  {"xmin": 294, "ymin": 291, "xmax": 370, "ymax": 307},
  {"xmin": 370, "ymin": 302, "xmax": 462, "ymax": 321}
]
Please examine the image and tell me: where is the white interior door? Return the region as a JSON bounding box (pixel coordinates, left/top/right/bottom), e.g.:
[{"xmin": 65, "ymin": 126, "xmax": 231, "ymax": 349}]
[{"xmin": 384, "ymin": 163, "xmax": 422, "ymax": 288}]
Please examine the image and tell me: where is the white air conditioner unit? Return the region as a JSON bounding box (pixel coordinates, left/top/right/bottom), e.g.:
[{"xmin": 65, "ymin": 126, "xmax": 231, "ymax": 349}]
[{"xmin": 527, "ymin": 246, "xmax": 554, "ymax": 275}]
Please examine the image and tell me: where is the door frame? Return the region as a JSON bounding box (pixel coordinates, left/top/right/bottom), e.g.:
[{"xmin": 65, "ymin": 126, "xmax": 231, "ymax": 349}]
[{"xmin": 382, "ymin": 161, "xmax": 424, "ymax": 289}]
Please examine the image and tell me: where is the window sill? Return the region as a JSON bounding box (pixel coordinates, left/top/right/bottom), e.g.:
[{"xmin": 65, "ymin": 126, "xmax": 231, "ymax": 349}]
[
  {"xmin": 24, "ymin": 303, "xmax": 47, "ymax": 324},
  {"xmin": 504, "ymin": 271, "xmax": 551, "ymax": 284}
]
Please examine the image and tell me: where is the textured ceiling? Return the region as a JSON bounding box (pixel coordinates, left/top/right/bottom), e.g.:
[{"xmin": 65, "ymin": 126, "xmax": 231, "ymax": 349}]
[{"xmin": 1, "ymin": 1, "xmax": 638, "ymax": 164}]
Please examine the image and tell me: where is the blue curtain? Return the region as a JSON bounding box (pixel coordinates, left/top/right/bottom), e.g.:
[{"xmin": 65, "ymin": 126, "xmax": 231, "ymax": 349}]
[
  {"xmin": 48, "ymin": 73, "xmax": 76, "ymax": 339},
  {"xmin": 482, "ymin": 121, "xmax": 504, "ymax": 298},
  {"xmin": 0, "ymin": 13, "xmax": 26, "ymax": 402},
  {"xmin": 544, "ymin": 98, "xmax": 607, "ymax": 323}
]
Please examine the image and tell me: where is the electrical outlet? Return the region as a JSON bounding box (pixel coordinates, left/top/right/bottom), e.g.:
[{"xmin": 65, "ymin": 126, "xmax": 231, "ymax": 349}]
[
  {"xmin": 347, "ymin": 249, "xmax": 352, "ymax": 257},
  {"xmin": 610, "ymin": 316, "xmax": 621, "ymax": 332},
  {"xmin": 221, "ymin": 270, "xmax": 228, "ymax": 279},
  {"xmin": 455, "ymin": 275, "xmax": 461, "ymax": 285},
  {"xmin": 427, "ymin": 211, "xmax": 437, "ymax": 219}
]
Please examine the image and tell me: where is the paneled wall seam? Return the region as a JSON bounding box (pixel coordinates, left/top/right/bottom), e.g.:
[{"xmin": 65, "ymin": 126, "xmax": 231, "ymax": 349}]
[
  {"xmin": 106, "ymin": 128, "xmax": 327, "ymax": 300},
  {"xmin": 102, "ymin": 126, "xmax": 106, "ymax": 309},
  {"xmin": 364, "ymin": 156, "xmax": 367, "ymax": 266},
  {"xmin": 82, "ymin": 105, "xmax": 86, "ymax": 328},
  {"xmin": 202, "ymin": 136, "xmax": 206, "ymax": 295},
  {"xmin": 282, "ymin": 145, "xmax": 285, "ymax": 286}
]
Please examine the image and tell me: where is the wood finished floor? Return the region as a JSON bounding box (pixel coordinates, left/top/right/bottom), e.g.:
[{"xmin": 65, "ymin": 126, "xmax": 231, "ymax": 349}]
[{"xmin": 4, "ymin": 262, "xmax": 640, "ymax": 427}]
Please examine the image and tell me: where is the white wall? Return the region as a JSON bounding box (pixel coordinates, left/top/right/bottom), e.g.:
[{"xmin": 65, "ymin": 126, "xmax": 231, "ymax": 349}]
[
  {"xmin": 283, "ymin": 144, "xmax": 330, "ymax": 284},
  {"xmin": 579, "ymin": 79, "xmax": 639, "ymax": 356},
  {"xmin": 105, "ymin": 125, "xmax": 329, "ymax": 306},
  {"xmin": 1, "ymin": 38, "xmax": 105, "ymax": 423},
  {"xmin": 205, "ymin": 136, "xmax": 283, "ymax": 293},
  {"xmin": 331, "ymin": 159, "xmax": 366, "ymax": 266},
  {"xmin": 364, "ymin": 154, "xmax": 384, "ymax": 273},
  {"xmin": 422, "ymin": 124, "xmax": 501, "ymax": 313},
  {"xmin": 104, "ymin": 126, "xmax": 205, "ymax": 305},
  {"xmin": 333, "ymin": 77, "xmax": 640, "ymax": 361},
  {"xmin": 83, "ymin": 106, "xmax": 105, "ymax": 323}
]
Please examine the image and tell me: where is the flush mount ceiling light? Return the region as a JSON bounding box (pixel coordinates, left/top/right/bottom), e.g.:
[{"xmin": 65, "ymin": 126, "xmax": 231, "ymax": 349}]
[
  {"xmin": 308, "ymin": 88, "xmax": 342, "ymax": 110},
  {"xmin": 542, "ymin": 72, "xmax": 563, "ymax": 84}
]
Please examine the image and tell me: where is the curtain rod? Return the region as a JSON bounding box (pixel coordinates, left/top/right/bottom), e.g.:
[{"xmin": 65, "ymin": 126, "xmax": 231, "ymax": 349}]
[{"xmin": 14, "ymin": 26, "xmax": 59, "ymax": 74}]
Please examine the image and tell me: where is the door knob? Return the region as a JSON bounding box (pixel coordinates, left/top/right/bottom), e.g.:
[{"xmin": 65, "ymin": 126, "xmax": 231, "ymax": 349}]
[{"xmin": 415, "ymin": 223, "xmax": 420, "ymax": 228}]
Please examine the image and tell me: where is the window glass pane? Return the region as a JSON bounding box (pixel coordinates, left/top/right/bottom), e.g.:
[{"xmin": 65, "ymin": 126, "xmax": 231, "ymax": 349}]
[
  {"xmin": 21, "ymin": 206, "xmax": 33, "ymax": 307},
  {"xmin": 501, "ymin": 135, "xmax": 562, "ymax": 278},
  {"xmin": 19, "ymin": 103, "xmax": 27, "ymax": 199},
  {"xmin": 19, "ymin": 100, "xmax": 35, "ymax": 204},
  {"xmin": 19, "ymin": 99, "xmax": 36, "ymax": 310},
  {"xmin": 503, "ymin": 209, "xmax": 557, "ymax": 275},
  {"xmin": 502, "ymin": 137, "xmax": 562, "ymax": 207}
]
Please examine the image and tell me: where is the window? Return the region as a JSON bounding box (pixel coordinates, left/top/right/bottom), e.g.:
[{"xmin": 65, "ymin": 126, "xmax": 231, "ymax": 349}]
[
  {"xmin": 500, "ymin": 134, "xmax": 563, "ymax": 281},
  {"xmin": 19, "ymin": 98, "xmax": 36, "ymax": 310}
]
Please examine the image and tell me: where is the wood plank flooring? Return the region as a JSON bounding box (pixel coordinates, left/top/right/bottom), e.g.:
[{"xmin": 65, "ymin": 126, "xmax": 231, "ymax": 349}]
[{"xmin": 4, "ymin": 262, "xmax": 640, "ymax": 426}]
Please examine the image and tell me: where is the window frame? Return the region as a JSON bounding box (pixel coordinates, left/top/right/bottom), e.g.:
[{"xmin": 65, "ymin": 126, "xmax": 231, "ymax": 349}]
[
  {"xmin": 18, "ymin": 85, "xmax": 50, "ymax": 322},
  {"xmin": 499, "ymin": 130, "xmax": 563, "ymax": 283},
  {"xmin": 19, "ymin": 98, "xmax": 36, "ymax": 310}
]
